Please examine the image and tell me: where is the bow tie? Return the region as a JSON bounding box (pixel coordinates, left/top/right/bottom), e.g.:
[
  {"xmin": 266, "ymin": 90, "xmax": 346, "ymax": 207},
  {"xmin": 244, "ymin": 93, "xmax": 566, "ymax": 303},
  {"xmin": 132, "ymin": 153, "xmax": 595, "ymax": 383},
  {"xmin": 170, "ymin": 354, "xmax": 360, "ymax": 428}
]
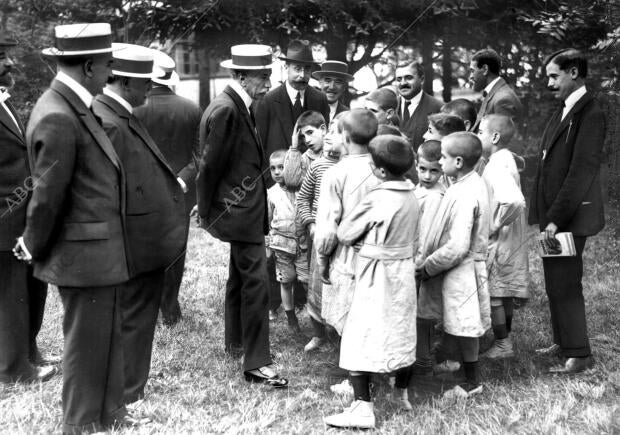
[{"xmin": 0, "ymin": 88, "xmax": 10, "ymax": 104}]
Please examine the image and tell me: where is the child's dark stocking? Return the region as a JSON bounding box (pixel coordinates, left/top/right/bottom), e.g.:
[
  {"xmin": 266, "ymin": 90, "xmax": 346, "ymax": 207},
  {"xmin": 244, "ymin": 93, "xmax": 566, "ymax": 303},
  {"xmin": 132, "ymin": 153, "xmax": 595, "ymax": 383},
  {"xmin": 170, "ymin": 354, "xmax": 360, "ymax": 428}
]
[
  {"xmin": 350, "ymin": 372, "xmax": 371, "ymax": 402},
  {"xmin": 504, "ymin": 297, "xmax": 514, "ymax": 333},
  {"xmin": 414, "ymin": 318, "xmax": 434, "ymax": 373}
]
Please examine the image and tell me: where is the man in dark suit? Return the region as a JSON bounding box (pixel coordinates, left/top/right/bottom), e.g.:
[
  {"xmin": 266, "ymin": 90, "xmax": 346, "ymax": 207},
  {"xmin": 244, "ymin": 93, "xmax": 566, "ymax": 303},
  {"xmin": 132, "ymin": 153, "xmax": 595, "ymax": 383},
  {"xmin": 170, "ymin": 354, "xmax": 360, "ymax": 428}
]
[
  {"xmin": 0, "ymin": 35, "xmax": 56, "ymax": 384},
  {"xmin": 255, "ymin": 39, "xmax": 330, "ymax": 160},
  {"xmin": 469, "ymin": 48, "xmax": 523, "ymax": 132},
  {"xmin": 13, "ymin": 24, "xmax": 140, "ymax": 432},
  {"xmin": 312, "ymin": 60, "xmax": 353, "ymax": 123},
  {"xmin": 134, "ymin": 51, "xmax": 202, "ymax": 327},
  {"xmin": 197, "ymin": 44, "xmax": 287, "ymax": 388},
  {"xmin": 93, "ymin": 43, "xmax": 187, "ymax": 405},
  {"xmin": 529, "ymin": 48, "xmax": 605, "ymax": 374},
  {"xmin": 395, "ymin": 62, "xmax": 443, "ymax": 149}
]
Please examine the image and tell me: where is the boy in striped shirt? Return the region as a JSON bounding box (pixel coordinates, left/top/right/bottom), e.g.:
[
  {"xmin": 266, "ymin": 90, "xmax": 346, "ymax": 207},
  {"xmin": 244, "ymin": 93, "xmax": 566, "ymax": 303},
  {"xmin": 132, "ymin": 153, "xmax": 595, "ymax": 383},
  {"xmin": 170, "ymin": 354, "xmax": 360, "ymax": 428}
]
[{"xmin": 296, "ymin": 112, "xmax": 344, "ymax": 351}]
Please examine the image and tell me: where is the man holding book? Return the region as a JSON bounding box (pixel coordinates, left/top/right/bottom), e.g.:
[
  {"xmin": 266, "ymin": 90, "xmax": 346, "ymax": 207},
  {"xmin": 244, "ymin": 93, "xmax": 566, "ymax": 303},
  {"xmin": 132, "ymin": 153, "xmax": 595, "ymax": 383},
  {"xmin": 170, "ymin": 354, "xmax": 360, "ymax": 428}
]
[{"xmin": 529, "ymin": 48, "xmax": 605, "ymax": 374}]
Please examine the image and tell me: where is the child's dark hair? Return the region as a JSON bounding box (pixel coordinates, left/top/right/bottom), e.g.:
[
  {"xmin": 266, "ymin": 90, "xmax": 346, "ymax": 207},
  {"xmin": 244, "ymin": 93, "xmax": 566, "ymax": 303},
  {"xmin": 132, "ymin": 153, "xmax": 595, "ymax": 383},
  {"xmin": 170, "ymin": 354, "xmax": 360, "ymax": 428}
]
[
  {"xmin": 269, "ymin": 150, "xmax": 286, "ymax": 161},
  {"xmin": 369, "ymin": 134, "xmax": 414, "ymax": 177},
  {"xmin": 297, "ymin": 110, "xmax": 326, "ymax": 129},
  {"xmin": 418, "ymin": 140, "xmax": 442, "ymax": 162},
  {"xmin": 441, "ymin": 99, "xmax": 477, "ymax": 130},
  {"xmin": 341, "ymin": 108, "xmax": 378, "ymax": 146},
  {"xmin": 377, "ymin": 124, "xmax": 402, "ymax": 136},
  {"xmin": 428, "ymin": 113, "xmax": 466, "ymax": 137},
  {"xmin": 443, "ymin": 132, "xmax": 482, "ymax": 169},
  {"xmin": 366, "ymin": 88, "xmax": 398, "ymax": 111}
]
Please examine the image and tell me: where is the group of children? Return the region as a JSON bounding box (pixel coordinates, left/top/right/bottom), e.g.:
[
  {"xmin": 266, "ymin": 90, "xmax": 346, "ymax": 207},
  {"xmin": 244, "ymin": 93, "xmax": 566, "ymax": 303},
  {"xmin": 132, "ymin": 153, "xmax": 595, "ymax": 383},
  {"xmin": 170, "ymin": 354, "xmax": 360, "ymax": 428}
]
[{"xmin": 264, "ymin": 102, "xmax": 529, "ymax": 429}]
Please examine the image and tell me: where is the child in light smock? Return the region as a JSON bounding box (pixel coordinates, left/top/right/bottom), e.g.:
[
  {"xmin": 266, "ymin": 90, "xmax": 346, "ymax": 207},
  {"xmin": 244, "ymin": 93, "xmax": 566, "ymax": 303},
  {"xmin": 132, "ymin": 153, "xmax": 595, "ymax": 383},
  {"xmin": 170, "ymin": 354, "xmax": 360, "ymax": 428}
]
[
  {"xmin": 417, "ymin": 132, "xmax": 491, "ymax": 398},
  {"xmin": 323, "ymin": 135, "xmax": 419, "ymax": 429},
  {"xmin": 478, "ymin": 114, "xmax": 529, "ymax": 359}
]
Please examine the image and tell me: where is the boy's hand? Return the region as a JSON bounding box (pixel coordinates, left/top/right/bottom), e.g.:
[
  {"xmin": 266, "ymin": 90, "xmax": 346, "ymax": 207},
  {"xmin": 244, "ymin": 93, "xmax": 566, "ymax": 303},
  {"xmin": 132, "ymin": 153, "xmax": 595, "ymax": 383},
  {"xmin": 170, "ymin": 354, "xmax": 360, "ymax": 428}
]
[
  {"xmin": 308, "ymin": 223, "xmax": 316, "ymax": 239},
  {"xmin": 266, "ymin": 247, "xmax": 272, "ymax": 258},
  {"xmin": 319, "ymin": 263, "xmax": 331, "ymax": 284},
  {"xmin": 415, "ymin": 264, "xmax": 431, "ymax": 282},
  {"xmin": 291, "ymin": 121, "xmax": 300, "ymax": 150}
]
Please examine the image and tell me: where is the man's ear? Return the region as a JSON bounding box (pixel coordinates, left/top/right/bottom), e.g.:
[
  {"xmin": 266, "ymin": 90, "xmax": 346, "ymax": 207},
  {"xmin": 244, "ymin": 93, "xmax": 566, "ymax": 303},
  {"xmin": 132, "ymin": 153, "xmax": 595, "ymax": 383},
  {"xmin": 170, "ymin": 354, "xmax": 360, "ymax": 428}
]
[
  {"xmin": 83, "ymin": 58, "xmax": 94, "ymax": 78},
  {"xmin": 569, "ymin": 66, "xmax": 579, "ymax": 80},
  {"xmin": 482, "ymin": 64, "xmax": 489, "ymax": 76},
  {"xmin": 386, "ymin": 108, "xmax": 395, "ymax": 119},
  {"xmin": 491, "ymin": 132, "xmax": 501, "ymax": 145},
  {"xmin": 464, "ymin": 120, "xmax": 472, "ymax": 131}
]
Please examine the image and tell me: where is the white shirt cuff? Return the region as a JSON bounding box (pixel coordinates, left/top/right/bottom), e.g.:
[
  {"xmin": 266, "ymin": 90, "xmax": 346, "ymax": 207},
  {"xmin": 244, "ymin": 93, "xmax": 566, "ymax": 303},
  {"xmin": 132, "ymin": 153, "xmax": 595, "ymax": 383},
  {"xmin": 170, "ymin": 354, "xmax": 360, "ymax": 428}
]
[
  {"xmin": 177, "ymin": 177, "xmax": 188, "ymax": 193},
  {"xmin": 17, "ymin": 237, "xmax": 33, "ymax": 261}
]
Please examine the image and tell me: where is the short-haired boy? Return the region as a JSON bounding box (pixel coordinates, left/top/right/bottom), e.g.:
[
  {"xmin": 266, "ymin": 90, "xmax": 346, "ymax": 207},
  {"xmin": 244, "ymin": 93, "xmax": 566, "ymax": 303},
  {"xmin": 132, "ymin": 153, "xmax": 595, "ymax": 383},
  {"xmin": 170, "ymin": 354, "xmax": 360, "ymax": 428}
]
[
  {"xmin": 423, "ymin": 113, "xmax": 466, "ymax": 141},
  {"xmin": 315, "ymin": 109, "xmax": 379, "ymax": 335},
  {"xmin": 417, "ymin": 132, "xmax": 491, "ymax": 397},
  {"xmin": 364, "ymin": 88, "xmax": 400, "ymax": 127},
  {"xmin": 478, "ymin": 115, "xmax": 529, "ymax": 359},
  {"xmin": 324, "ymin": 135, "xmax": 419, "ymax": 428},
  {"xmin": 296, "ymin": 113, "xmax": 343, "ymax": 351},
  {"xmin": 413, "ymin": 140, "xmax": 446, "ymax": 375},
  {"xmin": 285, "ymin": 110, "xmax": 328, "ymax": 180},
  {"xmin": 441, "ymin": 98, "xmax": 477, "ymax": 132},
  {"xmin": 266, "ymin": 150, "xmax": 309, "ymax": 334}
]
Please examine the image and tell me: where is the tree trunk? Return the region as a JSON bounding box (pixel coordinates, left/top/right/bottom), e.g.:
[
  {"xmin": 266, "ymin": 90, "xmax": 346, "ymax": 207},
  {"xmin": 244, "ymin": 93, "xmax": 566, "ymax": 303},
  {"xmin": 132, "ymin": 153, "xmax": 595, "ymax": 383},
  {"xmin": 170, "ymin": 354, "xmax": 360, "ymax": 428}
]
[
  {"xmin": 441, "ymin": 36, "xmax": 452, "ymax": 102},
  {"xmin": 196, "ymin": 31, "xmax": 211, "ymax": 109},
  {"xmin": 420, "ymin": 28, "xmax": 434, "ymax": 97}
]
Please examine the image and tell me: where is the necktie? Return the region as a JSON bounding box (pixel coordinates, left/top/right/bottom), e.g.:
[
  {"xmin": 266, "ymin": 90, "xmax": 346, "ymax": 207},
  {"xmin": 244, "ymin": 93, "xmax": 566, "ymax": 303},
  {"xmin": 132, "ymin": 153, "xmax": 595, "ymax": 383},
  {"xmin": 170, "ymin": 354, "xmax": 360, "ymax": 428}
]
[
  {"xmin": 293, "ymin": 91, "xmax": 303, "ymax": 121},
  {"xmin": 89, "ymin": 106, "xmax": 103, "ymax": 127},
  {"xmin": 0, "ymin": 90, "xmax": 22, "ymax": 135},
  {"xmin": 402, "ymin": 99, "xmax": 411, "ymax": 123}
]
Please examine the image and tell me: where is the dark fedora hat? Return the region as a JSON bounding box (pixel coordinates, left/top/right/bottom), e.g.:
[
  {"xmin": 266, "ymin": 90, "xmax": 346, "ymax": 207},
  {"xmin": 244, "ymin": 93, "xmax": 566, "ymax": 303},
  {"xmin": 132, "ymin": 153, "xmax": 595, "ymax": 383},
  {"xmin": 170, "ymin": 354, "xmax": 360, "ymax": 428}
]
[
  {"xmin": 0, "ymin": 35, "xmax": 17, "ymax": 47},
  {"xmin": 312, "ymin": 60, "xmax": 354, "ymax": 81},
  {"xmin": 278, "ymin": 39, "xmax": 318, "ymax": 64}
]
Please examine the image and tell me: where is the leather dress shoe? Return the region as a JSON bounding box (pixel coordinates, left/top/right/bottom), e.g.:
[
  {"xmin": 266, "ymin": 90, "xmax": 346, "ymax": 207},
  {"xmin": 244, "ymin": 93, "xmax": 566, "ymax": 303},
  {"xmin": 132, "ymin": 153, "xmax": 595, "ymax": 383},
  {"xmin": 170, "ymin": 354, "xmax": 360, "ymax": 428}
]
[
  {"xmin": 244, "ymin": 365, "xmax": 288, "ymax": 388},
  {"xmin": 113, "ymin": 411, "xmax": 151, "ymax": 428},
  {"xmin": 549, "ymin": 356, "xmax": 594, "ymax": 374},
  {"xmin": 535, "ymin": 343, "xmax": 561, "ymax": 356},
  {"xmin": 27, "ymin": 365, "xmax": 57, "ymax": 383}
]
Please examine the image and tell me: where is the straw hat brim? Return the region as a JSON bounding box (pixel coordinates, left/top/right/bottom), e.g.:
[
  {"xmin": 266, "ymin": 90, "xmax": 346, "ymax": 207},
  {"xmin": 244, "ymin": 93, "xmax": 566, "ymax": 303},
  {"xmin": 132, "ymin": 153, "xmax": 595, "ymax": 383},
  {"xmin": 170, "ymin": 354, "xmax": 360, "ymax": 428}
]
[
  {"xmin": 111, "ymin": 70, "xmax": 159, "ymax": 79},
  {"xmin": 41, "ymin": 47, "xmax": 116, "ymax": 57},
  {"xmin": 220, "ymin": 59, "xmax": 275, "ymax": 70},
  {"xmin": 152, "ymin": 71, "xmax": 180, "ymax": 86},
  {"xmin": 312, "ymin": 70, "xmax": 354, "ymax": 81}
]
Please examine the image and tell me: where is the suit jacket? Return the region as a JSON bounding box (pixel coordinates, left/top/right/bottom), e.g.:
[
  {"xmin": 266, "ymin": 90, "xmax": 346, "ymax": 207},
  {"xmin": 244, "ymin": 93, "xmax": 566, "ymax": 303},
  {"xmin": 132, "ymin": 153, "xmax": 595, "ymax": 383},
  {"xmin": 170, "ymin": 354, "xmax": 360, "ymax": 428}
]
[
  {"xmin": 473, "ymin": 77, "xmax": 523, "ymax": 132},
  {"xmin": 22, "ymin": 79, "xmax": 129, "ymax": 287},
  {"xmin": 197, "ymin": 85, "xmax": 268, "ymax": 243},
  {"xmin": 134, "ymin": 86, "xmax": 201, "ymax": 215},
  {"xmin": 93, "ymin": 94, "xmax": 187, "ymax": 277},
  {"xmin": 255, "ymin": 84, "xmax": 330, "ymax": 159},
  {"xmin": 398, "ymin": 92, "xmax": 443, "ymax": 149},
  {"xmin": 0, "ymin": 100, "xmax": 29, "ymax": 251},
  {"xmin": 528, "ymin": 91, "xmax": 605, "ymax": 237}
]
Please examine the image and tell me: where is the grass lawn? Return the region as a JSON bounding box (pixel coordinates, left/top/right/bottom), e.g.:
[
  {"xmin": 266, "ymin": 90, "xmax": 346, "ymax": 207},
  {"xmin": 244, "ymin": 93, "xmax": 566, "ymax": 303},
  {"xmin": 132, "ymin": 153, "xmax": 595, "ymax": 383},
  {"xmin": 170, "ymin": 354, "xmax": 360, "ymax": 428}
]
[{"xmin": 1, "ymin": 203, "xmax": 619, "ymax": 434}]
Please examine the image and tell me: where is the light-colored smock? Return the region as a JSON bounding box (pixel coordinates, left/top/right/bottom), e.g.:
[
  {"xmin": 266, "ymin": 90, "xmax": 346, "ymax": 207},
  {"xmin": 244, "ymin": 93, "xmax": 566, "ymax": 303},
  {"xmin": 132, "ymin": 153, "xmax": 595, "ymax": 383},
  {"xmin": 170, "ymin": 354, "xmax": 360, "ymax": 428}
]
[
  {"xmin": 337, "ymin": 180, "xmax": 419, "ymax": 373},
  {"xmin": 314, "ymin": 153, "xmax": 380, "ymax": 334},
  {"xmin": 482, "ymin": 148, "xmax": 529, "ymax": 299},
  {"xmin": 420, "ymin": 171, "xmax": 491, "ymax": 337}
]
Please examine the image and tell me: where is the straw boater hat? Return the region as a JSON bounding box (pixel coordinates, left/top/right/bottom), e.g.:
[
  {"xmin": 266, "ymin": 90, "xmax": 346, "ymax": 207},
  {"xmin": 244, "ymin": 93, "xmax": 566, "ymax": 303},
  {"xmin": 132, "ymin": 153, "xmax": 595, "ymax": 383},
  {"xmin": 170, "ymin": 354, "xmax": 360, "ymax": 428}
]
[
  {"xmin": 110, "ymin": 43, "xmax": 158, "ymax": 78},
  {"xmin": 42, "ymin": 23, "xmax": 114, "ymax": 57},
  {"xmin": 312, "ymin": 60, "xmax": 354, "ymax": 81},
  {"xmin": 151, "ymin": 50, "xmax": 179, "ymax": 86},
  {"xmin": 220, "ymin": 44, "xmax": 274, "ymax": 70},
  {"xmin": 278, "ymin": 39, "xmax": 318, "ymax": 65}
]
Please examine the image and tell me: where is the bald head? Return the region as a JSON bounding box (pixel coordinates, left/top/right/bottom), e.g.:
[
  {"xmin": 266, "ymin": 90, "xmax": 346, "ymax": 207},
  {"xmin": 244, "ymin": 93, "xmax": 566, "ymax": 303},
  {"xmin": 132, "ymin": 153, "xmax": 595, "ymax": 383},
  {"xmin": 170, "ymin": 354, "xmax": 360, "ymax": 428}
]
[
  {"xmin": 341, "ymin": 108, "xmax": 378, "ymax": 146},
  {"xmin": 481, "ymin": 114, "xmax": 515, "ymax": 147},
  {"xmin": 442, "ymin": 132, "xmax": 482, "ymax": 169}
]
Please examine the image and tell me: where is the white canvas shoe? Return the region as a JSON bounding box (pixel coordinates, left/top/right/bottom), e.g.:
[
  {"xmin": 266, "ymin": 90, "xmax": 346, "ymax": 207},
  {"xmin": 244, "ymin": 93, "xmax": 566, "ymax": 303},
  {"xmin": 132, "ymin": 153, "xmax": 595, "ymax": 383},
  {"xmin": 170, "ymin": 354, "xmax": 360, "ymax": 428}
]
[
  {"xmin": 304, "ymin": 336, "xmax": 325, "ymax": 352},
  {"xmin": 323, "ymin": 400, "xmax": 376, "ymax": 429},
  {"xmin": 434, "ymin": 360, "xmax": 461, "ymax": 374}
]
